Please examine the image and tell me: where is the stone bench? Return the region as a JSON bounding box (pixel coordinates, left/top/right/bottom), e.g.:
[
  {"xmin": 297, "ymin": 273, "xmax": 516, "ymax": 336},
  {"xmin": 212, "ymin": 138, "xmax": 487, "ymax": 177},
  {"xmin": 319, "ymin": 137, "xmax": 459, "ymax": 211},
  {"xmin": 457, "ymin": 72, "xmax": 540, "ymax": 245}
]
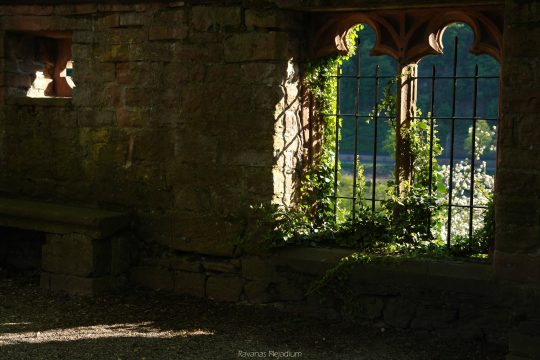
[{"xmin": 0, "ymin": 197, "xmax": 131, "ymax": 295}]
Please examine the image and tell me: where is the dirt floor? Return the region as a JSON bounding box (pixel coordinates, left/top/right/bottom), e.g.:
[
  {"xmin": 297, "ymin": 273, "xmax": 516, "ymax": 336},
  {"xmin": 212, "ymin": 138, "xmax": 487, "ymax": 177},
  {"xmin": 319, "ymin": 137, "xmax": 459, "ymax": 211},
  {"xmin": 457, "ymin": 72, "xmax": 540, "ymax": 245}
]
[{"xmin": 0, "ymin": 272, "xmax": 506, "ymax": 360}]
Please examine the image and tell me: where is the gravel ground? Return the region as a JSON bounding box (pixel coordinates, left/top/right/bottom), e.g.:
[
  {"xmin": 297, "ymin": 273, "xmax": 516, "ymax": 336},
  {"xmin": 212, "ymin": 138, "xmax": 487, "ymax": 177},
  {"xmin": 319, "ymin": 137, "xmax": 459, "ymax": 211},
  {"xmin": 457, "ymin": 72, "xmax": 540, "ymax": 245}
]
[{"xmin": 0, "ymin": 273, "xmax": 506, "ymax": 360}]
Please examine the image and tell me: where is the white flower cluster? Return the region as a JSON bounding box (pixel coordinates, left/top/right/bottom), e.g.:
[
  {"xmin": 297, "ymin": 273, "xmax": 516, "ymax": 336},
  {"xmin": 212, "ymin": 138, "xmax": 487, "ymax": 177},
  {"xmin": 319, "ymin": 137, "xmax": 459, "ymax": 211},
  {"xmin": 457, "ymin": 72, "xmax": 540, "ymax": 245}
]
[{"xmin": 435, "ymin": 123, "xmax": 496, "ymax": 242}]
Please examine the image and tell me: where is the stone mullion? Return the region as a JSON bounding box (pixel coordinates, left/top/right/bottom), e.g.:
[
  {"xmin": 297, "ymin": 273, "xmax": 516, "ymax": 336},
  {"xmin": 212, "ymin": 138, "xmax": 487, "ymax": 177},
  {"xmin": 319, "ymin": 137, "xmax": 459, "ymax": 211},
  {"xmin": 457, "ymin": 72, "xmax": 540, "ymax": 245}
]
[{"xmin": 395, "ymin": 63, "xmax": 418, "ymax": 196}]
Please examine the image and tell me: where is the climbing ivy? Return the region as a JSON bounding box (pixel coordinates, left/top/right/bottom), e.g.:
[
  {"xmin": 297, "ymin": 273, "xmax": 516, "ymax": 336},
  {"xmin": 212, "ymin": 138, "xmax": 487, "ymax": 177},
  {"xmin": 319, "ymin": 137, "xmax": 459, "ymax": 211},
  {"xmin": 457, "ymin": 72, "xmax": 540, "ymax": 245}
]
[{"xmin": 300, "ymin": 24, "xmax": 363, "ymax": 227}]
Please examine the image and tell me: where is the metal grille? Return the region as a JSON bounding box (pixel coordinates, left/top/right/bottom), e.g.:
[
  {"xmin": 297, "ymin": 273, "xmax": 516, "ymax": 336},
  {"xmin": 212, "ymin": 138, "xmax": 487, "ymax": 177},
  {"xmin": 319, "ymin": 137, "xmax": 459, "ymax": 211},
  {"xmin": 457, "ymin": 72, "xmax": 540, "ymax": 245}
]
[{"xmin": 328, "ymin": 28, "xmax": 499, "ymax": 247}]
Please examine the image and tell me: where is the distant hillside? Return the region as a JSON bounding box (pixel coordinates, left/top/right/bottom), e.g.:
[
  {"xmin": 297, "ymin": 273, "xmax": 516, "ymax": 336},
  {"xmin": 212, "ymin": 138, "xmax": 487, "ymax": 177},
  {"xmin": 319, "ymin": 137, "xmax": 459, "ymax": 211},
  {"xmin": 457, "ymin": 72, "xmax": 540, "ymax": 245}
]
[{"xmin": 338, "ymin": 23, "xmax": 499, "ymax": 160}]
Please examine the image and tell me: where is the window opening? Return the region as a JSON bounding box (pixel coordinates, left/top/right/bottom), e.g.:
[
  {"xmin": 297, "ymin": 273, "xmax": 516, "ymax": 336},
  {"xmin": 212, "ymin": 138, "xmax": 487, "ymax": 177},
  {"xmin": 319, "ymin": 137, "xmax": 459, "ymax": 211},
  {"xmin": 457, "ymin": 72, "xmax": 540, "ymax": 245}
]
[
  {"xmin": 333, "ymin": 25, "xmax": 397, "ymax": 220},
  {"xmin": 331, "ymin": 23, "xmax": 499, "ymax": 253},
  {"xmin": 4, "ymin": 31, "xmax": 74, "ymax": 98}
]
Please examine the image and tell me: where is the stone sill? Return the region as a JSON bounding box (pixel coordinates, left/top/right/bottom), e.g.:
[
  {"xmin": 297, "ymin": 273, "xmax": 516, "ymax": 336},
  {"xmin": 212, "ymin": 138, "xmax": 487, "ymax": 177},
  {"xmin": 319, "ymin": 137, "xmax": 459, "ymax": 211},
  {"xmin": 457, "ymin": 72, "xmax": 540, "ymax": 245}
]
[
  {"xmin": 5, "ymin": 96, "xmax": 72, "ymax": 107},
  {"xmin": 273, "ymin": 246, "xmax": 499, "ymax": 297},
  {"xmin": 274, "ymin": 246, "xmax": 492, "ymax": 277}
]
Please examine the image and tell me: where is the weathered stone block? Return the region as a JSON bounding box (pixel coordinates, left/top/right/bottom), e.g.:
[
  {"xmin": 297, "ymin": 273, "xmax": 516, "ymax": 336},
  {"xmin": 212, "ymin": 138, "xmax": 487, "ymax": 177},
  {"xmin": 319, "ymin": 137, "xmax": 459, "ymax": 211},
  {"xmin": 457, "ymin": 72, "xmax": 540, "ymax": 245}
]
[
  {"xmin": 0, "ymin": 198, "xmax": 129, "ymax": 238},
  {"xmin": 0, "ymin": 5, "xmax": 53, "ymax": 16},
  {"xmin": 496, "ymin": 169, "xmax": 540, "ymax": 197},
  {"xmin": 427, "ymin": 261, "xmax": 493, "ymax": 281},
  {"xmin": 95, "ymin": 44, "xmax": 132, "ymax": 62},
  {"xmin": 275, "ymin": 281, "xmax": 304, "ymax": 301},
  {"xmin": 497, "ymin": 225, "xmax": 540, "ymax": 253},
  {"xmin": 125, "ymin": 87, "xmax": 155, "ymax": 107},
  {"xmin": 351, "ymin": 296, "xmax": 385, "ymax": 320},
  {"xmin": 77, "ymin": 110, "xmax": 115, "ymax": 128},
  {"xmin": 40, "ymin": 272, "xmax": 50, "ymax": 289},
  {"xmin": 274, "ymin": 247, "xmax": 353, "ymax": 276},
  {"xmin": 111, "ymin": 235, "xmax": 130, "ymax": 275},
  {"xmin": 134, "ymin": 3, "xmax": 165, "ymax": 12},
  {"xmin": 168, "ymin": 2, "xmax": 185, "ymax": 8},
  {"xmin": 509, "ymin": 320, "xmax": 540, "ymax": 358},
  {"xmin": 1, "ymin": 15, "xmax": 51, "ymax": 32},
  {"xmin": 139, "ymin": 42, "xmax": 175, "ymax": 62},
  {"xmin": 54, "ymin": 4, "xmax": 97, "ymax": 15},
  {"xmin": 206, "ymin": 274, "xmax": 243, "ymax": 302},
  {"xmin": 163, "ymin": 62, "xmax": 205, "ymax": 84},
  {"xmin": 506, "ymin": 26, "xmax": 540, "ymax": 57},
  {"xmin": 169, "ymin": 257, "xmax": 202, "ymax": 272},
  {"xmin": 187, "ymin": 30, "xmax": 225, "ymax": 44},
  {"xmin": 410, "ymin": 305, "xmax": 458, "ymax": 330},
  {"xmin": 494, "ymin": 251, "xmax": 540, "ymax": 283},
  {"xmin": 130, "ymin": 266, "xmax": 173, "ymax": 291},
  {"xmin": 169, "ymin": 216, "xmax": 237, "ymax": 257},
  {"xmin": 42, "ymin": 233, "xmax": 110, "ymax": 277},
  {"xmin": 224, "ymin": 32, "xmax": 288, "ymax": 62},
  {"xmin": 242, "ymin": 256, "xmax": 279, "ymax": 280},
  {"xmin": 171, "ymin": 43, "xmax": 223, "ymax": 62},
  {"xmin": 206, "ymin": 63, "xmax": 242, "ymax": 83},
  {"xmin": 116, "ymin": 61, "xmax": 163, "ymax": 86},
  {"xmin": 119, "ymin": 12, "xmax": 150, "ymax": 27},
  {"xmin": 173, "ymin": 271, "xmax": 206, "ymax": 297},
  {"xmin": 506, "ymin": 355, "xmax": 531, "ymax": 360},
  {"xmin": 244, "ymin": 280, "xmax": 273, "ymax": 304},
  {"xmin": 149, "ymin": 25, "xmax": 188, "ymax": 40},
  {"xmin": 153, "ymin": 8, "xmax": 184, "ymax": 23},
  {"xmin": 191, "ymin": 6, "xmax": 241, "ymax": 32},
  {"xmin": 383, "ymin": 298, "xmax": 416, "ymax": 328},
  {"xmin": 97, "ymin": 28, "xmax": 146, "ymax": 45},
  {"xmin": 42, "ymin": 272, "xmax": 116, "ymax": 296},
  {"xmin": 203, "ymin": 260, "xmax": 237, "ymax": 273},
  {"xmin": 115, "ymin": 108, "xmax": 150, "ymax": 128},
  {"xmin": 245, "ymin": 9, "xmax": 300, "ymax": 30},
  {"xmin": 72, "ymin": 44, "xmax": 93, "ymax": 59},
  {"xmin": 241, "ymin": 63, "xmax": 280, "ymax": 85},
  {"xmin": 97, "ymin": 4, "xmax": 135, "ymax": 13}
]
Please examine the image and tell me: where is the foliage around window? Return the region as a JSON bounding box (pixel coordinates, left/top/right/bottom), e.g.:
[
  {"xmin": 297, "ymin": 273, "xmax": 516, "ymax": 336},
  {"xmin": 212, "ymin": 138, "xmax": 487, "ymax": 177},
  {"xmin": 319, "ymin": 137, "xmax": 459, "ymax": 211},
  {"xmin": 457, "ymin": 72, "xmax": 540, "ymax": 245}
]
[{"xmin": 250, "ymin": 24, "xmax": 494, "ymax": 260}]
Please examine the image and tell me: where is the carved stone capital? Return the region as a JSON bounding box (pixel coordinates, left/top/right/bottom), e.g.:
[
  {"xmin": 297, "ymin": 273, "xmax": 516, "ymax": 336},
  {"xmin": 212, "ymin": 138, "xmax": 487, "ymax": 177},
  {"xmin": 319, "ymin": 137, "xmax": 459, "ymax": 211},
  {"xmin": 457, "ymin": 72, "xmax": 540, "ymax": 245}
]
[{"xmin": 310, "ymin": 6, "xmax": 503, "ymax": 64}]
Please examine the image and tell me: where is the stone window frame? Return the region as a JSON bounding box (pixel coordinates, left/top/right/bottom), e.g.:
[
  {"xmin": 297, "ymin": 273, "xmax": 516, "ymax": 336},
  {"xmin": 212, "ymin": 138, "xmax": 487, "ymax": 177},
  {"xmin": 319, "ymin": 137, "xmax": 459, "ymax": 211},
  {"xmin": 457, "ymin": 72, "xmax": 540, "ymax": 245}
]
[
  {"xmin": 309, "ymin": 7, "xmax": 503, "ymax": 64},
  {"xmin": 2, "ymin": 30, "xmax": 73, "ymax": 99}
]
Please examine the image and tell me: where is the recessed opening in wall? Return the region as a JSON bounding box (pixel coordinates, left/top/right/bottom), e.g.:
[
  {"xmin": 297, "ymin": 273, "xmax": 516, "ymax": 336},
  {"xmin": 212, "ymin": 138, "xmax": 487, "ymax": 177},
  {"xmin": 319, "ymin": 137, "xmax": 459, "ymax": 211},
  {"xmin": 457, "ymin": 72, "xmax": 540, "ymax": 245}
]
[
  {"xmin": 0, "ymin": 227, "xmax": 45, "ymax": 276},
  {"xmin": 331, "ymin": 22, "xmax": 499, "ymax": 257},
  {"xmin": 4, "ymin": 31, "xmax": 74, "ymax": 98}
]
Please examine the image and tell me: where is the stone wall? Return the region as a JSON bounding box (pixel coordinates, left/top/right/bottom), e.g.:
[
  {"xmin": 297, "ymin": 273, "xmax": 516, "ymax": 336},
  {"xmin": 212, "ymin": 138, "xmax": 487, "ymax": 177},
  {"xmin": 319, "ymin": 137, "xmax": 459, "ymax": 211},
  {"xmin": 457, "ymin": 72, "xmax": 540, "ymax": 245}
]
[
  {"xmin": 1, "ymin": 1, "xmax": 540, "ymax": 354},
  {"xmin": 132, "ymin": 246, "xmax": 536, "ymax": 348},
  {"xmin": 0, "ymin": 2, "xmax": 306, "ymax": 267},
  {"xmin": 495, "ymin": 0, "xmax": 540, "ymax": 284}
]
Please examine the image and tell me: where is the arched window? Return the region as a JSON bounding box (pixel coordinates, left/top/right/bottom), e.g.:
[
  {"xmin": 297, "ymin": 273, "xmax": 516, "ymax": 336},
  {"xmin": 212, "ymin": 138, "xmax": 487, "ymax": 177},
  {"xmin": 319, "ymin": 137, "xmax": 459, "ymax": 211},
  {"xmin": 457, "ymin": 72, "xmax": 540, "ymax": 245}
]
[
  {"xmin": 335, "ymin": 25, "xmax": 397, "ymax": 217},
  {"xmin": 310, "ymin": 7, "xmax": 503, "ymax": 255},
  {"xmin": 416, "ymin": 23, "xmax": 499, "ymax": 246}
]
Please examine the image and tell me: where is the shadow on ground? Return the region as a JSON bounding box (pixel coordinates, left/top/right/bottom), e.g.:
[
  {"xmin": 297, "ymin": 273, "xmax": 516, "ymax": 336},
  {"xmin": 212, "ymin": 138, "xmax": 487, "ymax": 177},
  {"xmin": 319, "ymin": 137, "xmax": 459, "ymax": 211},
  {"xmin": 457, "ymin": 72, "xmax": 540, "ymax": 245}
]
[{"xmin": 0, "ymin": 273, "xmax": 506, "ymax": 360}]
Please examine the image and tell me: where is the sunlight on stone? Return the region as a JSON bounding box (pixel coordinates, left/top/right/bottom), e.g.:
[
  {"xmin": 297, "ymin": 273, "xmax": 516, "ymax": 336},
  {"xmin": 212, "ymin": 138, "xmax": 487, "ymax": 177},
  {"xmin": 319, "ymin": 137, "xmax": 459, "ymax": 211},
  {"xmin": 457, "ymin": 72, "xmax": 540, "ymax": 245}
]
[
  {"xmin": 26, "ymin": 71, "xmax": 53, "ymax": 98},
  {"xmin": 0, "ymin": 322, "xmax": 214, "ymax": 345},
  {"xmin": 60, "ymin": 60, "xmax": 76, "ymax": 89}
]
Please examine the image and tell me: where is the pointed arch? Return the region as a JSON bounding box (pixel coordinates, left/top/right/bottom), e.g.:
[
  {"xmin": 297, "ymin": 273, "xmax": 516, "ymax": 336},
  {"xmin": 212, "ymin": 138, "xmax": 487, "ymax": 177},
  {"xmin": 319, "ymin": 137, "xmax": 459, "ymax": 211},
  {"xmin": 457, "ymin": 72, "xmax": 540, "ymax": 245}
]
[{"xmin": 310, "ymin": 6, "xmax": 503, "ymax": 64}]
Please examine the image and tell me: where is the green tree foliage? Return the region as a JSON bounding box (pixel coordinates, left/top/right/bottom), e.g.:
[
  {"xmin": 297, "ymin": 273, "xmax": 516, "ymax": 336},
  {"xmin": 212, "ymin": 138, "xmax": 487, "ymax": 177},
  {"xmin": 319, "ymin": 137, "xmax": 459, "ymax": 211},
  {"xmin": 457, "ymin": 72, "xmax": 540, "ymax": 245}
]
[
  {"xmin": 339, "ymin": 23, "xmax": 499, "ymax": 159},
  {"xmin": 251, "ymin": 22, "xmax": 496, "ymax": 259}
]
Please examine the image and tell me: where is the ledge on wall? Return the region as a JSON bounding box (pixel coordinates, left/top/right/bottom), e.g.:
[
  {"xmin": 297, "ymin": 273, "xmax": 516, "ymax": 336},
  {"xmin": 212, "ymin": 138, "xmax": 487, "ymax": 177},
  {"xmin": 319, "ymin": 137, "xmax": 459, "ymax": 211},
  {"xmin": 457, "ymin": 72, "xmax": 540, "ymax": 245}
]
[
  {"xmin": 271, "ymin": 246, "xmax": 511, "ymax": 298},
  {"xmin": 5, "ymin": 96, "xmax": 71, "ymax": 107}
]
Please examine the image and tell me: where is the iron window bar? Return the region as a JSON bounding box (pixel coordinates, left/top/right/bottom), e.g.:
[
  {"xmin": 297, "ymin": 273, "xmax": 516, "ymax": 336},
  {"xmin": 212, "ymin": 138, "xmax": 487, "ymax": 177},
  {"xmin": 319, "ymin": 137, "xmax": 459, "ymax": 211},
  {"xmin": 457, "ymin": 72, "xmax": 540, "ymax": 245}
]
[
  {"xmin": 329, "ymin": 34, "xmax": 498, "ymax": 249},
  {"xmin": 323, "ymin": 114, "xmax": 498, "ymax": 122}
]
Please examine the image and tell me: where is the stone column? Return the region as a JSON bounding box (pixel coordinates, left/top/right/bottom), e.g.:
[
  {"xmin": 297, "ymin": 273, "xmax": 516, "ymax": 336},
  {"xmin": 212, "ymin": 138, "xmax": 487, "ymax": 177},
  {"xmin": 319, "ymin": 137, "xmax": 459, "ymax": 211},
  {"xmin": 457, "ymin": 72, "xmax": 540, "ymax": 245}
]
[
  {"xmin": 395, "ymin": 63, "xmax": 418, "ymax": 195},
  {"xmin": 494, "ymin": 0, "xmax": 540, "ymax": 284}
]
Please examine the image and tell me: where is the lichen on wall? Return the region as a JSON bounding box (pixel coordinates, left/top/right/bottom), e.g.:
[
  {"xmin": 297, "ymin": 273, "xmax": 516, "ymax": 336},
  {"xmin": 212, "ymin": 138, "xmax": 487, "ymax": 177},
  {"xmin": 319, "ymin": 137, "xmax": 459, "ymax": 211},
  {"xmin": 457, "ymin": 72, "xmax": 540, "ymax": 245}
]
[{"xmin": 0, "ymin": 2, "xmax": 307, "ymax": 263}]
